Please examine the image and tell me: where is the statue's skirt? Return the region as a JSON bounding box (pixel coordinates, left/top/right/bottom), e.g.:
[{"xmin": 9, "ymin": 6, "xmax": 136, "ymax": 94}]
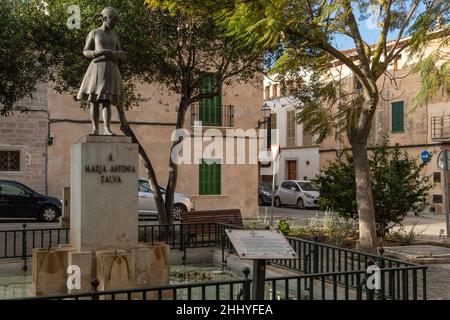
[{"xmin": 77, "ymin": 59, "xmax": 124, "ymax": 106}]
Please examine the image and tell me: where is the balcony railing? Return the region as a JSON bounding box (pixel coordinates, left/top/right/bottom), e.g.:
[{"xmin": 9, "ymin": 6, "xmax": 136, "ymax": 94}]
[
  {"xmin": 190, "ymin": 103, "xmax": 234, "ymax": 127},
  {"xmin": 431, "ymin": 115, "xmax": 450, "ymax": 141}
]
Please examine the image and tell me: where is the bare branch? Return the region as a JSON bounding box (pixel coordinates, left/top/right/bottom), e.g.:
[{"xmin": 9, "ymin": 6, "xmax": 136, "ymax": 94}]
[{"xmin": 386, "ymin": 0, "xmax": 420, "ymax": 62}]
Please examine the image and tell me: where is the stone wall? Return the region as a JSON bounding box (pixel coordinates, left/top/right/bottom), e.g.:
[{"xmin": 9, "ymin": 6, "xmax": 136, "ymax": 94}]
[{"xmin": 0, "ymin": 84, "xmax": 49, "ymax": 194}]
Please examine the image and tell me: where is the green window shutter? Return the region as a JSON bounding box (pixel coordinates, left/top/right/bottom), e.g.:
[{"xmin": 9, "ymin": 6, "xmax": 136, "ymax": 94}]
[
  {"xmin": 391, "ymin": 101, "xmax": 404, "ymax": 133},
  {"xmin": 199, "ymin": 75, "xmax": 222, "ymax": 126},
  {"xmin": 199, "ymin": 159, "xmax": 221, "ymax": 195}
]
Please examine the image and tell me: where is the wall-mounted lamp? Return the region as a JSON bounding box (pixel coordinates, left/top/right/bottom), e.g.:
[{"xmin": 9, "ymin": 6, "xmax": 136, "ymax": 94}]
[{"xmin": 48, "ymin": 132, "xmax": 54, "ymax": 146}]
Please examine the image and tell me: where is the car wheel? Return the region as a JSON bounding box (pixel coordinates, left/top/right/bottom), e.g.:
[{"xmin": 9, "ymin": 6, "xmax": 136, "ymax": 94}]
[
  {"xmin": 173, "ymin": 204, "xmax": 187, "ymax": 221},
  {"xmin": 258, "ymin": 196, "xmax": 263, "ymax": 206},
  {"xmin": 40, "ymin": 206, "xmax": 58, "ymax": 222},
  {"xmin": 297, "ymin": 198, "xmax": 305, "ymax": 210},
  {"xmin": 274, "ymin": 197, "xmax": 282, "ymax": 208}
]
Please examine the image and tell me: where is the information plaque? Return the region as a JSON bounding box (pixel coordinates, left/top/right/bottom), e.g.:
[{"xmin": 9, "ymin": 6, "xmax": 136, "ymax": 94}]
[{"xmin": 225, "ymin": 229, "xmax": 297, "ymax": 260}]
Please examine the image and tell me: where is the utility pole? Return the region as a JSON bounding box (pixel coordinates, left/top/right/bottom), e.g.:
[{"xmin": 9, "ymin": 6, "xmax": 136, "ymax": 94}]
[{"xmin": 443, "ymin": 149, "xmax": 450, "ymax": 243}]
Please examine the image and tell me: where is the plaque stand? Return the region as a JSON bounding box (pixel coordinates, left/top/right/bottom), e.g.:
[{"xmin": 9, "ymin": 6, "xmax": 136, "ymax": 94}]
[
  {"xmin": 225, "ymin": 229, "xmax": 297, "ymax": 300},
  {"xmin": 252, "ymin": 260, "xmax": 267, "ymax": 300}
]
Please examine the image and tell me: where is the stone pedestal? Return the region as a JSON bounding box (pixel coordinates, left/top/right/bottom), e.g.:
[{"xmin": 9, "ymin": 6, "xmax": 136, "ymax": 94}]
[
  {"xmin": 32, "ymin": 247, "xmax": 74, "ymax": 296},
  {"xmin": 70, "ymin": 135, "xmax": 138, "ymax": 251},
  {"xmin": 32, "ymin": 136, "xmax": 170, "ymax": 298},
  {"xmin": 59, "ymin": 187, "xmax": 71, "ymax": 229}
]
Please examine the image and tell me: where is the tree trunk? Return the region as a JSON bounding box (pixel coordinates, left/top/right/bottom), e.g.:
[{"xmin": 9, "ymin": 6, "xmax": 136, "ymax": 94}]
[
  {"xmin": 351, "ymin": 138, "xmax": 378, "ymax": 253},
  {"xmin": 116, "ymin": 106, "xmax": 168, "ymax": 224},
  {"xmin": 164, "ymin": 98, "xmax": 188, "ymax": 224}
]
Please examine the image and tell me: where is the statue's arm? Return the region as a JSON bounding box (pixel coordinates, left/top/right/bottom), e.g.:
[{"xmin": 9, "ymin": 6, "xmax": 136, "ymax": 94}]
[
  {"xmin": 82, "ymin": 30, "xmax": 98, "ymax": 59},
  {"xmin": 113, "ymin": 35, "xmax": 127, "ymax": 62}
]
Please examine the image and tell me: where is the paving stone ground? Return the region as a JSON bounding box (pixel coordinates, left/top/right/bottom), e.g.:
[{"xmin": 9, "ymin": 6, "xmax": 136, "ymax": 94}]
[{"xmin": 422, "ymin": 264, "xmax": 450, "ymax": 300}]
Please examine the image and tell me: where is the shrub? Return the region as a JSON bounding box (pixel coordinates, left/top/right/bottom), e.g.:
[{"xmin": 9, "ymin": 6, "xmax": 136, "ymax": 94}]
[
  {"xmin": 385, "ymin": 223, "xmax": 421, "ymax": 245},
  {"xmin": 277, "ymin": 219, "xmax": 291, "ymax": 235},
  {"xmin": 314, "ymin": 139, "xmax": 434, "ymax": 236}
]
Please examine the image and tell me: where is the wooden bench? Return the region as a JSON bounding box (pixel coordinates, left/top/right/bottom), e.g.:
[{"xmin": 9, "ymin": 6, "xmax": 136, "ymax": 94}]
[{"xmin": 181, "ymin": 209, "xmax": 244, "ymax": 246}]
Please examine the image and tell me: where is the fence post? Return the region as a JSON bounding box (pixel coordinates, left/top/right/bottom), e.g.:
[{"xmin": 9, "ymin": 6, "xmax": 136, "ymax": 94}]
[
  {"xmin": 242, "ymin": 267, "xmax": 251, "ymax": 300},
  {"xmin": 366, "ymin": 258, "xmax": 375, "ymax": 300},
  {"xmin": 91, "ymin": 278, "xmax": 100, "ymax": 301},
  {"xmin": 22, "ymin": 224, "xmax": 28, "ymax": 271},
  {"xmin": 312, "ymin": 236, "xmax": 319, "ymax": 274},
  {"xmin": 422, "ymin": 267, "xmax": 427, "ymax": 300},
  {"xmin": 221, "ymin": 233, "xmax": 226, "ymax": 267},
  {"xmin": 180, "ymin": 224, "xmax": 187, "ymax": 264},
  {"xmin": 377, "ymin": 247, "xmax": 385, "ymax": 300}
]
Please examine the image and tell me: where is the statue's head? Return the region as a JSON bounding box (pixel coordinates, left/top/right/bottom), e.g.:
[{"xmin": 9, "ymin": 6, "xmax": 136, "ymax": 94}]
[{"xmin": 100, "ymin": 7, "xmax": 119, "ymax": 29}]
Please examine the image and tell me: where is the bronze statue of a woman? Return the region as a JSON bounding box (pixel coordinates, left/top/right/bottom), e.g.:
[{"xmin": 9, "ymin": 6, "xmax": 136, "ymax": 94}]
[{"xmin": 77, "ymin": 7, "xmax": 126, "ymax": 135}]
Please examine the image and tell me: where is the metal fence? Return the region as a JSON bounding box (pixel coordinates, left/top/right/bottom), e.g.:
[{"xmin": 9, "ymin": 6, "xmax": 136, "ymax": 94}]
[
  {"xmin": 190, "ymin": 103, "xmax": 235, "ymax": 127},
  {"xmin": 215, "ymin": 225, "xmax": 427, "ymax": 300},
  {"xmin": 0, "ymin": 223, "xmax": 223, "ymax": 270},
  {"xmin": 0, "ymin": 222, "xmax": 427, "ymax": 300},
  {"xmin": 0, "ymin": 224, "xmax": 69, "ymax": 270},
  {"xmin": 431, "ymin": 115, "xmax": 450, "ymax": 141},
  {"xmin": 15, "ymin": 266, "xmax": 424, "ymax": 301}
]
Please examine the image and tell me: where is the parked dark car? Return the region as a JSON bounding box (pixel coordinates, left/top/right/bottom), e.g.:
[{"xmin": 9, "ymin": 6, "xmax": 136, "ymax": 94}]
[
  {"xmin": 258, "ymin": 182, "xmax": 276, "ymax": 206},
  {"xmin": 0, "ymin": 180, "xmax": 62, "ymax": 222}
]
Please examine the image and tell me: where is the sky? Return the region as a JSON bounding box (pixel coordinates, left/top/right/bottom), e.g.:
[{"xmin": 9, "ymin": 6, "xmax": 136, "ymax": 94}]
[{"xmin": 335, "ymin": 1, "xmax": 426, "ymax": 50}]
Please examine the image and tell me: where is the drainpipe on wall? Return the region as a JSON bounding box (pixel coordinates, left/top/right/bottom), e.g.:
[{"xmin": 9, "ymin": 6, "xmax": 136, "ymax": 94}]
[
  {"xmin": 45, "ymin": 110, "xmax": 50, "ymax": 196},
  {"xmin": 26, "ymin": 109, "xmax": 51, "ymax": 196}
]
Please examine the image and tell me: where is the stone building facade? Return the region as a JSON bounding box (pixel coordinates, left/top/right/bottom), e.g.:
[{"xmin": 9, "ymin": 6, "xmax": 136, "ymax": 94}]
[
  {"xmin": 1, "ymin": 79, "xmax": 263, "ymax": 218},
  {"xmin": 260, "ymin": 76, "xmax": 320, "ymax": 185},
  {"xmin": 319, "ymin": 38, "xmax": 450, "ymax": 213},
  {"xmin": 0, "ymin": 84, "xmax": 49, "ymax": 194}
]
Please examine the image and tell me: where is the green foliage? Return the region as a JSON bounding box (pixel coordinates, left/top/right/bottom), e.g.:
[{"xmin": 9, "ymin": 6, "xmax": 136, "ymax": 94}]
[
  {"xmin": 314, "ymin": 139, "xmax": 434, "ymax": 236},
  {"xmin": 8, "ymin": 0, "xmax": 261, "ymax": 111},
  {"xmin": 159, "ymin": 0, "xmax": 450, "ymax": 144},
  {"xmin": 277, "ymin": 219, "xmax": 290, "ymax": 235},
  {"xmin": 412, "ymin": 49, "xmax": 450, "ymax": 109},
  {"xmin": 245, "ymin": 219, "xmax": 270, "ymax": 230},
  {"xmin": 0, "ymin": 0, "xmax": 53, "ymax": 115},
  {"xmin": 36, "ymin": 0, "xmax": 166, "ymax": 109},
  {"xmin": 276, "ymin": 212, "xmax": 357, "ymax": 246},
  {"xmin": 315, "ymin": 154, "xmax": 358, "ymax": 219}
]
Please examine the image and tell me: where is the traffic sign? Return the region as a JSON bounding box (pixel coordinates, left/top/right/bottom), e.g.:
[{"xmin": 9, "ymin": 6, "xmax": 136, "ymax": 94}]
[{"xmin": 420, "ymin": 150, "xmax": 432, "ymax": 164}]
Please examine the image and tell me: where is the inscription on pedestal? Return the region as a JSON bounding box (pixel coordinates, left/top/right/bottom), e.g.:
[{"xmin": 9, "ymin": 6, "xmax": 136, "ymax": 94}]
[{"xmin": 84, "ymin": 154, "xmax": 136, "ymax": 184}]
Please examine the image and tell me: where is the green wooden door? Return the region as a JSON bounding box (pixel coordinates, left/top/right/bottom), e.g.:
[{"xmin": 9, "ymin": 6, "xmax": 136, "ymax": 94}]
[{"xmin": 200, "ymin": 75, "xmax": 222, "ymax": 126}]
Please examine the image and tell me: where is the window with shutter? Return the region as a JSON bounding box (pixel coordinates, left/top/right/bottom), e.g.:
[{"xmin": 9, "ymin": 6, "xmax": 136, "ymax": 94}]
[
  {"xmin": 199, "ymin": 159, "xmax": 221, "ymax": 195},
  {"xmin": 200, "ymin": 75, "xmax": 222, "ymax": 126},
  {"xmin": 286, "ymin": 111, "xmax": 296, "ymax": 147},
  {"xmin": 391, "ymin": 101, "xmax": 404, "ymax": 133}
]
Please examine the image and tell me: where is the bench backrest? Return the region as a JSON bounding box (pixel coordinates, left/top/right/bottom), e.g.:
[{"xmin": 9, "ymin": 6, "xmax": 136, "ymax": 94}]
[{"xmin": 181, "ymin": 209, "xmax": 244, "ymax": 228}]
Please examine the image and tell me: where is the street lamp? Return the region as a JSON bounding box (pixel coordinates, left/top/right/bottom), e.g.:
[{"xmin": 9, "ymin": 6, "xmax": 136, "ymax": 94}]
[
  {"xmin": 270, "ymin": 144, "xmax": 280, "ymax": 227},
  {"xmin": 261, "ymin": 103, "xmax": 271, "ymax": 118}
]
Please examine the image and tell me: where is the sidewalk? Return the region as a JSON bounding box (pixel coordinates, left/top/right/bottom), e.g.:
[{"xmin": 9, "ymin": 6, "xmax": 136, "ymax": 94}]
[{"xmin": 400, "ymin": 213, "xmax": 448, "ymax": 243}]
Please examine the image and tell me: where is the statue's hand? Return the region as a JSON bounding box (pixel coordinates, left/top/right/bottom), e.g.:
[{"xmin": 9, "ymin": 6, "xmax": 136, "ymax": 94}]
[
  {"xmin": 113, "ymin": 50, "xmax": 127, "ymax": 62},
  {"xmin": 93, "ymin": 49, "xmax": 109, "ymax": 58},
  {"xmin": 103, "ymin": 49, "xmax": 114, "ymax": 60}
]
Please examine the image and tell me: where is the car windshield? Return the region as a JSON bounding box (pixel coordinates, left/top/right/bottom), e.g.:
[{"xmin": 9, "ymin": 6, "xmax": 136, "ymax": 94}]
[
  {"xmin": 298, "ymin": 182, "xmax": 319, "ymax": 191},
  {"xmin": 259, "ymin": 182, "xmax": 272, "ymax": 191}
]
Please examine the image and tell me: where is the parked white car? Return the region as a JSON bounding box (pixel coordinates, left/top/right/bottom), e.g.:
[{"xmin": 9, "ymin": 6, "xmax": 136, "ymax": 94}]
[
  {"xmin": 138, "ymin": 177, "xmax": 194, "ymax": 220},
  {"xmin": 274, "ymin": 180, "xmax": 320, "ymax": 209}
]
